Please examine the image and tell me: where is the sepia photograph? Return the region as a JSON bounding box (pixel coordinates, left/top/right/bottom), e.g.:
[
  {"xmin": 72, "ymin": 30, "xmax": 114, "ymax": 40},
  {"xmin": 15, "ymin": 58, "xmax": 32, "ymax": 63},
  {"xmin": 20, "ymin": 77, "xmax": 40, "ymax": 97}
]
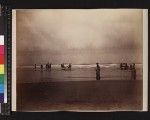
[{"xmin": 12, "ymin": 9, "xmax": 147, "ymax": 111}]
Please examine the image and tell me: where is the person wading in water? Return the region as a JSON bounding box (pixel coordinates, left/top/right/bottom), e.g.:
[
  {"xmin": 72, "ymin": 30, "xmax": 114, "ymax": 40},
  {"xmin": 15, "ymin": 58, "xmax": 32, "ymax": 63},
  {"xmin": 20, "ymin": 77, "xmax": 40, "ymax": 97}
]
[
  {"xmin": 131, "ymin": 64, "xmax": 136, "ymax": 80},
  {"xmin": 48, "ymin": 63, "xmax": 51, "ymax": 71},
  {"xmin": 34, "ymin": 64, "xmax": 36, "ymax": 71},
  {"xmin": 41, "ymin": 64, "xmax": 43, "ymax": 72},
  {"xmin": 96, "ymin": 63, "xmax": 101, "ymax": 80}
]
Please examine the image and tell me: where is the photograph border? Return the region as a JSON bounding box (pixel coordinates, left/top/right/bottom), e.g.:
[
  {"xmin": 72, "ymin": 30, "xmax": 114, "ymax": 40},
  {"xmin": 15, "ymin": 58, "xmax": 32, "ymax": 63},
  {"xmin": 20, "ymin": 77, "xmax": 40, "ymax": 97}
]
[{"xmin": 12, "ymin": 9, "xmax": 148, "ymax": 112}]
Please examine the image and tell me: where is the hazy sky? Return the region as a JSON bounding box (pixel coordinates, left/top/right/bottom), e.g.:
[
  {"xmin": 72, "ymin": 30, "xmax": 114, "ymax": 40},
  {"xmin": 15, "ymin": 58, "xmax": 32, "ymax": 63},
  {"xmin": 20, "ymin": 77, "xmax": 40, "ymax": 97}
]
[{"xmin": 16, "ymin": 9, "xmax": 143, "ymax": 65}]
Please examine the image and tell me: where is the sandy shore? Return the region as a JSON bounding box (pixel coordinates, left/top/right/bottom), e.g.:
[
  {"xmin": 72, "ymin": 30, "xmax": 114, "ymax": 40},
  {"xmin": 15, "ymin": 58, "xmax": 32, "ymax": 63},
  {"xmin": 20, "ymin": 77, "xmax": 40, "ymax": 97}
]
[{"xmin": 17, "ymin": 80, "xmax": 142, "ymax": 111}]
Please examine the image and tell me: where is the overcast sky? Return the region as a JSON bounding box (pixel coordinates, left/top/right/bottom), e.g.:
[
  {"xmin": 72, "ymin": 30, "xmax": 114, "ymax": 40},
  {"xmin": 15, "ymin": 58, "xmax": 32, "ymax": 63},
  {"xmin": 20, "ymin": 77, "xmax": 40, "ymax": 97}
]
[{"xmin": 16, "ymin": 9, "xmax": 143, "ymax": 65}]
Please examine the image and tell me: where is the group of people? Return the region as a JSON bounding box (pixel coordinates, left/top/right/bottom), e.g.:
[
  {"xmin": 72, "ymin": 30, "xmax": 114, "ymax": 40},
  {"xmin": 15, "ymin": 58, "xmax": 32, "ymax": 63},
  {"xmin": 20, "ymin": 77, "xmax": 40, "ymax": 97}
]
[
  {"xmin": 61, "ymin": 63, "xmax": 72, "ymax": 70},
  {"xmin": 96, "ymin": 62, "xmax": 136, "ymax": 81},
  {"xmin": 34, "ymin": 63, "xmax": 51, "ymax": 71},
  {"xmin": 34, "ymin": 62, "xmax": 136, "ymax": 80},
  {"xmin": 45, "ymin": 63, "xmax": 52, "ymax": 71},
  {"xmin": 120, "ymin": 63, "xmax": 135, "ymax": 70},
  {"xmin": 34, "ymin": 63, "xmax": 72, "ymax": 71},
  {"xmin": 120, "ymin": 63, "xmax": 136, "ymax": 80}
]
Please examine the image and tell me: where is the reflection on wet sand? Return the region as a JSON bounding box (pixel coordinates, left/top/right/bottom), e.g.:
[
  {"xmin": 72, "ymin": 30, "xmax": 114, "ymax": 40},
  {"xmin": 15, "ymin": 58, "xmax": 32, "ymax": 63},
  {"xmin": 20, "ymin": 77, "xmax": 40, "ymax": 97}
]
[{"xmin": 17, "ymin": 64, "xmax": 142, "ymax": 111}]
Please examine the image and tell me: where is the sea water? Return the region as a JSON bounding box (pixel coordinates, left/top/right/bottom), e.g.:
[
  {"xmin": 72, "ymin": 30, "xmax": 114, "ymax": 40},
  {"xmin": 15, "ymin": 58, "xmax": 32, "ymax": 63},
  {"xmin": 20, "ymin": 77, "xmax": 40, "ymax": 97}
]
[{"xmin": 17, "ymin": 64, "xmax": 143, "ymax": 83}]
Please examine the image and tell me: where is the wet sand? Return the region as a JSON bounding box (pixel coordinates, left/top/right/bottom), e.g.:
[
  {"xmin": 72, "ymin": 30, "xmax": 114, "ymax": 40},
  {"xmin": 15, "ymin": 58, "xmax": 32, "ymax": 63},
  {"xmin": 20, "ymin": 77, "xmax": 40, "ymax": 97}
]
[{"xmin": 17, "ymin": 80, "xmax": 142, "ymax": 111}]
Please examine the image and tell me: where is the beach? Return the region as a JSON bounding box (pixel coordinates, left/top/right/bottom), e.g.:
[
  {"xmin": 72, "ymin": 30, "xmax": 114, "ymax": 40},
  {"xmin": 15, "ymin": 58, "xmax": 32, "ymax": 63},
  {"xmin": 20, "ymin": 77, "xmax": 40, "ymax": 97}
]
[
  {"xmin": 17, "ymin": 64, "xmax": 143, "ymax": 111},
  {"xmin": 15, "ymin": 9, "xmax": 144, "ymax": 112}
]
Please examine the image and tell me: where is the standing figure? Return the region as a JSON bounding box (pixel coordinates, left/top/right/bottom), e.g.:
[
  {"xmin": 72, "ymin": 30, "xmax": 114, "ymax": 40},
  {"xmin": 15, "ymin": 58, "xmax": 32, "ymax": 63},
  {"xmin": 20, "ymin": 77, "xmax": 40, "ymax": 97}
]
[
  {"xmin": 34, "ymin": 64, "xmax": 36, "ymax": 71},
  {"xmin": 120, "ymin": 63, "xmax": 123, "ymax": 70},
  {"xmin": 45, "ymin": 63, "xmax": 48, "ymax": 71},
  {"xmin": 96, "ymin": 63, "xmax": 100, "ymax": 70},
  {"xmin": 125, "ymin": 63, "xmax": 128, "ymax": 70},
  {"xmin": 131, "ymin": 67, "xmax": 136, "ymax": 80},
  {"xmin": 68, "ymin": 63, "xmax": 71, "ymax": 70},
  {"xmin": 132, "ymin": 63, "xmax": 135, "ymax": 69},
  {"xmin": 129, "ymin": 64, "xmax": 132, "ymax": 70},
  {"xmin": 40, "ymin": 64, "xmax": 43, "ymax": 72},
  {"xmin": 61, "ymin": 63, "xmax": 65, "ymax": 70},
  {"xmin": 96, "ymin": 63, "xmax": 100, "ymax": 80},
  {"xmin": 48, "ymin": 63, "xmax": 51, "ymax": 71}
]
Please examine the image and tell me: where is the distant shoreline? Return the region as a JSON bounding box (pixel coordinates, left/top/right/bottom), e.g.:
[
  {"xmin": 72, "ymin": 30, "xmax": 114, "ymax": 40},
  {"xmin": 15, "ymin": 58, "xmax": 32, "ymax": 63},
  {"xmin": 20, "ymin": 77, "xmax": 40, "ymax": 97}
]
[{"xmin": 17, "ymin": 63, "xmax": 143, "ymax": 68}]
